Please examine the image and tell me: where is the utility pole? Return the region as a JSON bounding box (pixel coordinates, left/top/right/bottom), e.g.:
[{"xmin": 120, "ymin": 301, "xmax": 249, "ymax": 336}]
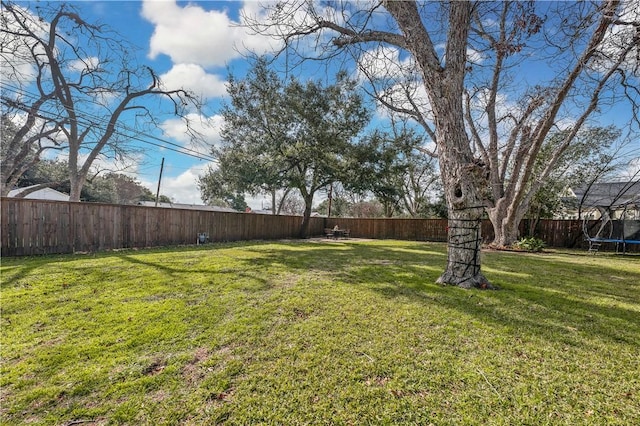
[{"xmin": 155, "ymin": 157, "xmax": 164, "ymax": 207}]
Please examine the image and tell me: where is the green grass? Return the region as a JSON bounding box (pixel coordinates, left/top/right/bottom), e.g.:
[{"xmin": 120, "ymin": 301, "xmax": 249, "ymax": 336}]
[{"xmin": 1, "ymin": 240, "xmax": 639, "ymax": 425}]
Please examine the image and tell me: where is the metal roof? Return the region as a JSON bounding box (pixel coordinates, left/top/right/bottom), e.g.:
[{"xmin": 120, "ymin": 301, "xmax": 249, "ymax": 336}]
[{"xmin": 571, "ymin": 181, "xmax": 640, "ymax": 208}]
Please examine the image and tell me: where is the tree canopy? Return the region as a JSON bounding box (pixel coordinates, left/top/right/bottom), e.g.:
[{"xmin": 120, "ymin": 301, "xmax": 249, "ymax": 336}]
[
  {"xmin": 348, "ymin": 125, "xmax": 441, "ymax": 218},
  {"xmin": 200, "ymin": 58, "xmax": 370, "ymax": 237}
]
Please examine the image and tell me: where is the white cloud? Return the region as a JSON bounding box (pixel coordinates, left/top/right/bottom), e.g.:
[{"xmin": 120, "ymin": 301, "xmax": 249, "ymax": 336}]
[
  {"xmin": 553, "ymin": 117, "xmax": 578, "ymax": 132},
  {"xmin": 467, "ymin": 48, "xmax": 484, "ymax": 65},
  {"xmin": 159, "ymin": 164, "xmax": 208, "ymax": 204},
  {"xmin": 621, "ymin": 157, "xmax": 640, "ymax": 180},
  {"xmin": 244, "ymin": 0, "xmax": 346, "ymax": 56},
  {"xmin": 0, "ymin": 4, "xmax": 46, "ymax": 85},
  {"xmin": 159, "ymin": 113, "xmax": 224, "ymax": 152},
  {"xmin": 163, "ymin": 163, "xmax": 275, "ymax": 208},
  {"xmin": 68, "ymin": 56, "xmax": 99, "ymax": 73},
  {"xmin": 141, "ymin": 0, "xmax": 278, "ymax": 68},
  {"xmin": 356, "ymin": 46, "xmax": 435, "ymax": 122},
  {"xmin": 434, "ymin": 43, "xmax": 485, "ymax": 66},
  {"xmin": 470, "ymin": 89, "xmax": 513, "ymax": 117},
  {"xmin": 159, "ymin": 64, "xmax": 227, "ymax": 99},
  {"xmin": 596, "ymin": 0, "xmax": 639, "ymax": 74},
  {"xmin": 376, "ymin": 80, "xmax": 435, "ymax": 124},
  {"xmin": 116, "ymin": 161, "xmax": 207, "ymax": 205},
  {"xmin": 357, "ymin": 46, "xmax": 410, "ymax": 82}
]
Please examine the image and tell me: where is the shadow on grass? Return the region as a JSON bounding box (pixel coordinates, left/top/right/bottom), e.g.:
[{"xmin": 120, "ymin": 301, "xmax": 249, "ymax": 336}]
[
  {"xmin": 116, "ymin": 252, "xmax": 275, "ymax": 294},
  {"xmin": 3, "ymin": 240, "xmax": 638, "ymax": 348},
  {"xmin": 0, "ymin": 244, "xmax": 215, "ymax": 287},
  {"xmin": 238, "ymin": 241, "xmax": 640, "ymax": 348}
]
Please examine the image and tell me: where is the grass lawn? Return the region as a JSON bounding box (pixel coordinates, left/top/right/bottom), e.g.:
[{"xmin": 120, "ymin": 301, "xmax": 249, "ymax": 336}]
[{"xmin": 1, "ymin": 239, "xmax": 639, "ymax": 425}]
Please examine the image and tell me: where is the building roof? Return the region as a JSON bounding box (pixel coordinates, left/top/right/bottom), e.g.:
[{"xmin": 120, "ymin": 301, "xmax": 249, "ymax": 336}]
[
  {"xmin": 570, "ymin": 181, "xmax": 640, "ymax": 208},
  {"xmin": 136, "ymin": 201, "xmax": 238, "ymax": 213},
  {"xmin": 7, "ymin": 185, "xmax": 70, "ymax": 201}
]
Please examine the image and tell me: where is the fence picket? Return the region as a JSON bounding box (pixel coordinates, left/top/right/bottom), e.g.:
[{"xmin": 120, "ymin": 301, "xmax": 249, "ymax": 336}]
[{"xmin": 1, "ymin": 198, "xmax": 636, "ymax": 256}]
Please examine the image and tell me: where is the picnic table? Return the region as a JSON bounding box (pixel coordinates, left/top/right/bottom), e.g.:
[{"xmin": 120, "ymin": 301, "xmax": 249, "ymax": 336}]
[{"xmin": 324, "ymin": 228, "xmax": 350, "ymax": 239}]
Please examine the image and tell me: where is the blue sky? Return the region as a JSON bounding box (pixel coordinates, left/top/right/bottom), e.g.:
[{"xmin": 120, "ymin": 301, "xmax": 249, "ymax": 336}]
[
  {"xmin": 24, "ymin": 0, "xmax": 381, "ymax": 208},
  {"xmin": 72, "ymin": 1, "xmax": 273, "ymax": 206},
  {"xmin": 4, "ymin": 1, "xmax": 278, "ymax": 206},
  {"xmin": 6, "ymin": 1, "xmax": 639, "ymax": 207}
]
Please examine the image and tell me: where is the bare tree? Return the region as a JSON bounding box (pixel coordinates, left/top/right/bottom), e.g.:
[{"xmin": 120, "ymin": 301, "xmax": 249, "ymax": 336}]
[
  {"xmin": 244, "ymin": 0, "xmax": 638, "ymax": 288},
  {"xmin": 465, "ymin": 1, "xmax": 638, "ymax": 247},
  {"xmin": 0, "ymin": 1, "xmax": 200, "ymax": 200},
  {"xmin": 0, "ymin": 111, "xmax": 65, "ymax": 196}
]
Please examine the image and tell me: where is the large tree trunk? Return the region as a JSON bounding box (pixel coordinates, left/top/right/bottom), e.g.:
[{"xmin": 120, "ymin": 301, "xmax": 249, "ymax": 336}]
[
  {"xmin": 431, "ymin": 72, "xmax": 492, "ymax": 288},
  {"xmin": 69, "ymin": 178, "xmax": 84, "ymax": 202},
  {"xmin": 488, "ymin": 214, "xmax": 521, "ymax": 248},
  {"xmin": 437, "ymin": 146, "xmax": 492, "ymax": 289},
  {"xmin": 271, "ymin": 190, "xmax": 277, "ymax": 215},
  {"xmin": 68, "ymin": 155, "xmax": 84, "ymax": 202},
  {"xmin": 438, "ymin": 206, "xmax": 489, "ymax": 288},
  {"xmin": 403, "ymin": 1, "xmax": 492, "ymax": 289},
  {"xmin": 487, "ymin": 200, "xmax": 528, "ymax": 247},
  {"xmin": 487, "ymin": 202, "xmax": 519, "ymax": 247},
  {"xmin": 1, "ymin": 176, "xmax": 14, "ymax": 197}
]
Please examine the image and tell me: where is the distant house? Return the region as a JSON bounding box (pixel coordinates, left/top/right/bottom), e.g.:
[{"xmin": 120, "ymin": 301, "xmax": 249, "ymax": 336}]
[
  {"xmin": 136, "ymin": 201, "xmax": 238, "ymax": 213},
  {"xmin": 562, "ymin": 181, "xmax": 640, "ymax": 220},
  {"xmin": 249, "ymin": 208, "xmax": 315, "ymax": 216},
  {"xmin": 7, "ymin": 185, "xmax": 70, "ymax": 201},
  {"xmin": 250, "ymin": 208, "xmax": 277, "ymax": 215}
]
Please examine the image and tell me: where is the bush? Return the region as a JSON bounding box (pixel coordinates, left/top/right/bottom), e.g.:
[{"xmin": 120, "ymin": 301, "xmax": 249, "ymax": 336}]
[{"xmin": 513, "ymin": 237, "xmax": 546, "ymax": 252}]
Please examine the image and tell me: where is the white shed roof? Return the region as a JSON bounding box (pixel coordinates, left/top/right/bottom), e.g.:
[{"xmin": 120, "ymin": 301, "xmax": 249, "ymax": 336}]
[{"xmin": 7, "ymin": 185, "xmax": 70, "ymax": 201}]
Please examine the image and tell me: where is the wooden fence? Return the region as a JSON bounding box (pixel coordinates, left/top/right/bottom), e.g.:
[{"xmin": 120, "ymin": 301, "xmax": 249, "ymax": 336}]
[
  {"xmin": 322, "ymin": 217, "xmax": 595, "ymax": 248},
  {"xmin": 1, "ymin": 198, "xmax": 634, "ymax": 256},
  {"xmin": 1, "ymin": 198, "xmax": 324, "ymax": 256}
]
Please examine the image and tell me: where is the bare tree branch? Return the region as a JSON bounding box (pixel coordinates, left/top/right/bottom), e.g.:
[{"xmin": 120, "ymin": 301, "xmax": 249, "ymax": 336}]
[{"xmin": 1, "ymin": 1, "xmax": 202, "ymax": 199}]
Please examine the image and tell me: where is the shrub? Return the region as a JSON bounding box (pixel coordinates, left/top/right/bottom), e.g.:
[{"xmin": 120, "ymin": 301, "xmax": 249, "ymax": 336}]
[{"xmin": 513, "ymin": 237, "xmax": 546, "ymax": 252}]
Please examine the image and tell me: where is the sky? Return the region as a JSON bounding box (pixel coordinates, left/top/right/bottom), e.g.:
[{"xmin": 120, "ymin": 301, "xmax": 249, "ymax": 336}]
[
  {"xmin": 4, "ymin": 0, "xmax": 640, "ymax": 208},
  {"xmin": 5, "ymin": 0, "xmax": 282, "ymax": 207},
  {"xmin": 77, "ymin": 0, "xmax": 278, "ymax": 208}
]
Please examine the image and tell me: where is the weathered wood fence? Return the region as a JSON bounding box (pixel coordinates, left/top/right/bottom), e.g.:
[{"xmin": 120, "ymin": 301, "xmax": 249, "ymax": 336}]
[
  {"xmin": 322, "ymin": 217, "xmax": 590, "ymax": 249},
  {"xmin": 1, "ymin": 198, "xmax": 324, "ymax": 256},
  {"xmin": 1, "ymin": 198, "xmax": 631, "ymax": 256}
]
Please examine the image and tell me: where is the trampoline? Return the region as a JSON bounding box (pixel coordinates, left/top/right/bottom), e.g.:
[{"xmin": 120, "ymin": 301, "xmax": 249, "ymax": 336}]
[{"xmin": 584, "ymin": 205, "xmax": 640, "ymax": 254}]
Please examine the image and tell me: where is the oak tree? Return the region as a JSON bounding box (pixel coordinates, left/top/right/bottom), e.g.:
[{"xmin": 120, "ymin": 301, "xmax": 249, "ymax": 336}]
[{"xmin": 203, "ymin": 58, "xmax": 370, "ymax": 237}]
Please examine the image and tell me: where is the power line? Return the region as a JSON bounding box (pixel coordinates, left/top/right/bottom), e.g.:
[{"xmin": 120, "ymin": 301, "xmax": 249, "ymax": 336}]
[
  {"xmin": 1, "ymin": 81, "xmax": 219, "ymax": 163},
  {"xmin": 2, "ymin": 83, "xmax": 218, "ymax": 162}
]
